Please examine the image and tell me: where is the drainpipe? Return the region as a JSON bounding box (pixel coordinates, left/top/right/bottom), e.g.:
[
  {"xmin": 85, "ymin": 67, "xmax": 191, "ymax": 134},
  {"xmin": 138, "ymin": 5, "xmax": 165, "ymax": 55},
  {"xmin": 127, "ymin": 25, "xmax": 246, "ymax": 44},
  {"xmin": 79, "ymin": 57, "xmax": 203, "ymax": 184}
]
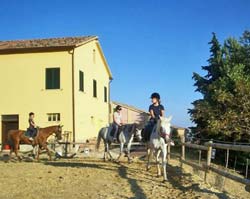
[
  {"xmin": 69, "ymin": 49, "xmax": 76, "ymax": 143},
  {"xmin": 108, "ymin": 79, "xmax": 113, "ymax": 124}
]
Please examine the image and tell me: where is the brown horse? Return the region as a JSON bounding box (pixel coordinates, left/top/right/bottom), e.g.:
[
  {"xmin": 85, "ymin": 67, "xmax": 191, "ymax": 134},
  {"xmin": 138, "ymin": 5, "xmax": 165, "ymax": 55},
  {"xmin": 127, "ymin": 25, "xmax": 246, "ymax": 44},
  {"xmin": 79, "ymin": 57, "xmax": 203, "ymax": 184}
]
[{"xmin": 8, "ymin": 125, "xmax": 63, "ymax": 161}]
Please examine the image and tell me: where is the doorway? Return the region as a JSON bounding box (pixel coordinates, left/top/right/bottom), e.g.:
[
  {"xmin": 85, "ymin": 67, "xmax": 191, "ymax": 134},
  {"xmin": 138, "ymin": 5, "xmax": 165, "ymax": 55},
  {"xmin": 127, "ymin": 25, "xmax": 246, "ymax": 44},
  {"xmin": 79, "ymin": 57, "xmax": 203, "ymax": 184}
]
[{"xmin": 1, "ymin": 115, "xmax": 19, "ymax": 148}]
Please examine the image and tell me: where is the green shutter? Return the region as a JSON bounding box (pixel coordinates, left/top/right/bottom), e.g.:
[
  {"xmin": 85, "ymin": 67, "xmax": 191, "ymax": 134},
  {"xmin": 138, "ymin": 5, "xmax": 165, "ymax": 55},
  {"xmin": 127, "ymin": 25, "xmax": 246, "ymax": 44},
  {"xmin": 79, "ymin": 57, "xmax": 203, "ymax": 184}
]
[
  {"xmin": 79, "ymin": 71, "xmax": 84, "ymax": 91},
  {"xmin": 46, "ymin": 68, "xmax": 60, "ymax": 89},
  {"xmin": 93, "ymin": 80, "xmax": 97, "ymax": 97},
  {"xmin": 54, "ymin": 68, "xmax": 60, "ymax": 89},
  {"xmin": 46, "ymin": 69, "xmax": 52, "ymax": 89},
  {"xmin": 104, "ymin": 86, "xmax": 107, "ymax": 102}
]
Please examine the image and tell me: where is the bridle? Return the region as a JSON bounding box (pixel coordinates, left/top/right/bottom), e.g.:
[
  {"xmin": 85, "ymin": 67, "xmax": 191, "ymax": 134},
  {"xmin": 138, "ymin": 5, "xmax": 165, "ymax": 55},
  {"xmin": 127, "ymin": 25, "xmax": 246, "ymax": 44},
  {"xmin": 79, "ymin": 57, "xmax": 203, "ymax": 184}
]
[
  {"xmin": 159, "ymin": 126, "xmax": 171, "ymax": 139},
  {"xmin": 129, "ymin": 124, "xmax": 142, "ymax": 140},
  {"xmin": 54, "ymin": 126, "xmax": 62, "ymax": 141}
]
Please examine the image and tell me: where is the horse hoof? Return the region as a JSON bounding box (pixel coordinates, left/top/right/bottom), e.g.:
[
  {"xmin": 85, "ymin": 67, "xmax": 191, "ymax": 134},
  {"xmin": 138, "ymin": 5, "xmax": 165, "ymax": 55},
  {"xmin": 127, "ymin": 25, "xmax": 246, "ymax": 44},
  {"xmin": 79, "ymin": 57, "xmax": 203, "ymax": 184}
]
[{"xmin": 162, "ymin": 179, "xmax": 168, "ymax": 183}]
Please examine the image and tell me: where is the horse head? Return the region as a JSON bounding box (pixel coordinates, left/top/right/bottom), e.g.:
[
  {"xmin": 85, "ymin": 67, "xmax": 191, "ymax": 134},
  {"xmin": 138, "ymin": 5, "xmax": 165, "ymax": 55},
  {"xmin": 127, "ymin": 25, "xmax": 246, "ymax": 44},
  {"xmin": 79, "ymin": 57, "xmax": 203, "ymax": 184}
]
[
  {"xmin": 135, "ymin": 128, "xmax": 143, "ymax": 141},
  {"xmin": 157, "ymin": 116, "xmax": 172, "ymax": 141},
  {"xmin": 131, "ymin": 123, "xmax": 143, "ymax": 141},
  {"xmin": 55, "ymin": 125, "xmax": 63, "ymax": 141},
  {"xmin": 123, "ymin": 123, "xmax": 142, "ymax": 142}
]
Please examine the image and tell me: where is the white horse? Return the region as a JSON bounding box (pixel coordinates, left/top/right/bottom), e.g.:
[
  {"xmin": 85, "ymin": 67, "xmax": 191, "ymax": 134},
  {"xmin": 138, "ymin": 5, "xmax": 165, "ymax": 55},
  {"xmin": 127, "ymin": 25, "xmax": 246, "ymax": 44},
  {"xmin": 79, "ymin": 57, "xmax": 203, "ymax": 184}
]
[
  {"xmin": 96, "ymin": 123, "xmax": 142, "ymax": 162},
  {"xmin": 146, "ymin": 116, "xmax": 172, "ymax": 182}
]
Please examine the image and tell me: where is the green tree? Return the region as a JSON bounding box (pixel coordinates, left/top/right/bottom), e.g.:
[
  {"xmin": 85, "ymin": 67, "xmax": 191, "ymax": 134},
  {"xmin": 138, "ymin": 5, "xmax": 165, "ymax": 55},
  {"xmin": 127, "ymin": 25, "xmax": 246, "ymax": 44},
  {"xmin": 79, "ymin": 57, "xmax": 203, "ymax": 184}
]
[{"xmin": 189, "ymin": 31, "xmax": 250, "ymax": 142}]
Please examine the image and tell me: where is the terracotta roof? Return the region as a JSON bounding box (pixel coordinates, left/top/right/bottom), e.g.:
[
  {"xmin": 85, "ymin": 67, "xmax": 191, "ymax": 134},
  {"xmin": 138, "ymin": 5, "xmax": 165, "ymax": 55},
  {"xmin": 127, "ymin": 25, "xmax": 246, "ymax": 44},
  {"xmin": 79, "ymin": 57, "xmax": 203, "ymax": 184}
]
[{"xmin": 0, "ymin": 36, "xmax": 97, "ymax": 50}]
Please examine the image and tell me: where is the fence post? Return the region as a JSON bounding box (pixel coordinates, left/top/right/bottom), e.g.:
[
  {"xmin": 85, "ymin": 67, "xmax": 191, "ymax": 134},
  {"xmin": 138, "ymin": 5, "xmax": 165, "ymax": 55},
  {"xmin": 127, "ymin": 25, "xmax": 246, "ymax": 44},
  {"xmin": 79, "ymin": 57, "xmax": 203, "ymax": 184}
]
[
  {"xmin": 204, "ymin": 140, "xmax": 213, "ymax": 182},
  {"xmin": 246, "ymin": 159, "xmax": 249, "ymax": 179},
  {"xmin": 207, "ymin": 140, "xmax": 213, "ymax": 168},
  {"xmin": 225, "ymin": 149, "xmax": 229, "ymax": 170},
  {"xmin": 181, "ymin": 136, "xmax": 185, "ymax": 160},
  {"xmin": 198, "ymin": 150, "xmax": 202, "ymax": 165},
  {"xmin": 167, "ymin": 143, "xmax": 171, "ymax": 160}
]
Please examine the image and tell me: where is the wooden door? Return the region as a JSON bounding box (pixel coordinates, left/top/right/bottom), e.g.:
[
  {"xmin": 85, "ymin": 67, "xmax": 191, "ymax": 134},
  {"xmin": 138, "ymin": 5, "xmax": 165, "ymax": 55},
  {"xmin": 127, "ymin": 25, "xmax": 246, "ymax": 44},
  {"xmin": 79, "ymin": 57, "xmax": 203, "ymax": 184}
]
[{"xmin": 2, "ymin": 120, "xmax": 19, "ymax": 147}]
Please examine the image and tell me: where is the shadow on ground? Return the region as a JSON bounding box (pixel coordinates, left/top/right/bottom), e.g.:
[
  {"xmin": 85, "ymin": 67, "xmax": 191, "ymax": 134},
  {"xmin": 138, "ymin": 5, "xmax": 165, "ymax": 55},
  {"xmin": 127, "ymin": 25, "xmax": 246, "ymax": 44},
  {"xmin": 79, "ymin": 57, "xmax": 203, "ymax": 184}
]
[{"xmin": 166, "ymin": 164, "xmax": 231, "ymax": 199}]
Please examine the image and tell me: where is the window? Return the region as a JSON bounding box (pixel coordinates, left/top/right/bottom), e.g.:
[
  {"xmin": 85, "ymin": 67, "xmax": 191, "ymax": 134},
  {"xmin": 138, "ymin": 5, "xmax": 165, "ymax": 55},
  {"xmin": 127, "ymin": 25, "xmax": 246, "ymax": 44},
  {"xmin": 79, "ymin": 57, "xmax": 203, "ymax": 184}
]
[
  {"xmin": 93, "ymin": 79, "xmax": 97, "ymax": 98},
  {"xmin": 104, "ymin": 86, "xmax": 107, "ymax": 102},
  {"xmin": 46, "ymin": 68, "xmax": 60, "ymax": 89},
  {"xmin": 79, "ymin": 70, "xmax": 84, "ymax": 92},
  {"xmin": 47, "ymin": 113, "xmax": 60, "ymax": 122}
]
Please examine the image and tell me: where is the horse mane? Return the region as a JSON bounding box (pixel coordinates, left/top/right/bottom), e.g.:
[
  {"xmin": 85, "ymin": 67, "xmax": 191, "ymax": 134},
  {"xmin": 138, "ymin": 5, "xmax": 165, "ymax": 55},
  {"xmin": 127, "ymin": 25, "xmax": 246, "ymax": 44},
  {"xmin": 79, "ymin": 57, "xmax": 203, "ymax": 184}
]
[
  {"xmin": 156, "ymin": 119, "xmax": 161, "ymax": 133},
  {"xmin": 40, "ymin": 125, "xmax": 59, "ymax": 130},
  {"xmin": 122, "ymin": 123, "xmax": 137, "ymax": 135}
]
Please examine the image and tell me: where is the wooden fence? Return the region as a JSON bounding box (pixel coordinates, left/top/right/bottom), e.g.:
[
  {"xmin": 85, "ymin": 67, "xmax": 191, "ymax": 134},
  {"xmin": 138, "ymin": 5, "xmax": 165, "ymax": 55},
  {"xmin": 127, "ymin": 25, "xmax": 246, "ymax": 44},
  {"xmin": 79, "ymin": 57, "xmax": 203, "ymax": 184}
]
[{"xmin": 168, "ymin": 136, "xmax": 250, "ymax": 187}]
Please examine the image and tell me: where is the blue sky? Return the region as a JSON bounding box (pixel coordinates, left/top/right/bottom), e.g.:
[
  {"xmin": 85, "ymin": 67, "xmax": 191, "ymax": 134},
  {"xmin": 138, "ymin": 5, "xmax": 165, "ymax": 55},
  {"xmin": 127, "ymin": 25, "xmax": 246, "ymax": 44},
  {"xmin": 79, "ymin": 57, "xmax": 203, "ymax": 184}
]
[{"xmin": 1, "ymin": 0, "xmax": 249, "ymax": 127}]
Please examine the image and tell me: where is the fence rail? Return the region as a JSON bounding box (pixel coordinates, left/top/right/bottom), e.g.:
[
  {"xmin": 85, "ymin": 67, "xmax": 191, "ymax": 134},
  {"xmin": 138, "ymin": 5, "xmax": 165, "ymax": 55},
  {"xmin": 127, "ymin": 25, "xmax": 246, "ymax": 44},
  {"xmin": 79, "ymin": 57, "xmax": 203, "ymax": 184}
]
[
  {"xmin": 205, "ymin": 142, "xmax": 250, "ymax": 152},
  {"xmin": 182, "ymin": 142, "xmax": 209, "ymax": 151}
]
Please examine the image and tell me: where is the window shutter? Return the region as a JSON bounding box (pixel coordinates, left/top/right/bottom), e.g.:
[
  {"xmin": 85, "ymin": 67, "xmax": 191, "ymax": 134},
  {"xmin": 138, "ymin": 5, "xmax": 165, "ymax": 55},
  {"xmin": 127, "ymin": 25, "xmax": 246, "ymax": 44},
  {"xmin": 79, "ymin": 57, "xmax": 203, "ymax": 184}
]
[
  {"xmin": 79, "ymin": 71, "xmax": 84, "ymax": 91},
  {"xmin": 46, "ymin": 68, "xmax": 60, "ymax": 89},
  {"xmin": 93, "ymin": 80, "xmax": 97, "ymax": 97}
]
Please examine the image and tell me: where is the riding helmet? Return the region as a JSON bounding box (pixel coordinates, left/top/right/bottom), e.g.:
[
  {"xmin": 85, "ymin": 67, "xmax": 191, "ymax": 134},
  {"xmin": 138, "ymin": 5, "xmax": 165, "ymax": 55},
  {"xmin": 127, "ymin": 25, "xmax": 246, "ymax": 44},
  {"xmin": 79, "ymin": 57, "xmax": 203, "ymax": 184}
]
[
  {"xmin": 115, "ymin": 105, "xmax": 122, "ymax": 111},
  {"xmin": 150, "ymin": 92, "xmax": 160, "ymax": 99}
]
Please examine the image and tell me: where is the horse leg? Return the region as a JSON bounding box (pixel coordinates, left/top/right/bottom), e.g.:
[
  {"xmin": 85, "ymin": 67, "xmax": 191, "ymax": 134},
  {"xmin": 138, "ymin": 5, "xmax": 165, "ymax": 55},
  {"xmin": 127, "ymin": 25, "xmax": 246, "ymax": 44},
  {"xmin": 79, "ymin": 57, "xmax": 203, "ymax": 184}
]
[
  {"xmin": 146, "ymin": 148, "xmax": 153, "ymax": 171},
  {"xmin": 13, "ymin": 140, "xmax": 22, "ymax": 161},
  {"xmin": 36, "ymin": 146, "xmax": 41, "ymax": 161},
  {"xmin": 106, "ymin": 143, "xmax": 113, "ymax": 161},
  {"xmin": 43, "ymin": 144, "xmax": 52, "ymax": 161},
  {"xmin": 103, "ymin": 142, "xmax": 107, "ymax": 162},
  {"xmin": 127, "ymin": 141, "xmax": 132, "ymax": 163},
  {"xmin": 32, "ymin": 145, "xmax": 38, "ymax": 158},
  {"xmin": 9, "ymin": 145, "xmax": 13, "ymax": 158},
  {"xmin": 116, "ymin": 142, "xmax": 124, "ymax": 162},
  {"xmin": 162, "ymin": 144, "xmax": 168, "ymax": 182},
  {"xmin": 8, "ymin": 147, "xmax": 14, "ymax": 162},
  {"xmin": 156, "ymin": 149, "xmax": 161, "ymax": 177}
]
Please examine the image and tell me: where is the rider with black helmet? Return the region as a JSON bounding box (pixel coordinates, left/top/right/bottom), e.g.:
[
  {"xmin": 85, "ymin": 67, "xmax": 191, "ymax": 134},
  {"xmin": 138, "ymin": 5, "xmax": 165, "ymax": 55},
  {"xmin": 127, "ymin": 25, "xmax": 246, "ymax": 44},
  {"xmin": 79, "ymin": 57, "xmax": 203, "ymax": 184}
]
[
  {"xmin": 143, "ymin": 92, "xmax": 165, "ymax": 141},
  {"xmin": 149, "ymin": 92, "xmax": 165, "ymax": 122}
]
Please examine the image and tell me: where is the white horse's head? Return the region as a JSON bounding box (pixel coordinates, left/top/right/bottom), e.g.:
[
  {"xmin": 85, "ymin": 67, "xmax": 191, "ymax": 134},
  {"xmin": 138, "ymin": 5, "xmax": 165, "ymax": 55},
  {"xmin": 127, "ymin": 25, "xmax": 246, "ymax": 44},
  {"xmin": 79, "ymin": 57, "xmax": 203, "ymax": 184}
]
[
  {"xmin": 135, "ymin": 128, "xmax": 143, "ymax": 141},
  {"xmin": 156, "ymin": 116, "xmax": 172, "ymax": 140},
  {"xmin": 130, "ymin": 123, "xmax": 143, "ymax": 141}
]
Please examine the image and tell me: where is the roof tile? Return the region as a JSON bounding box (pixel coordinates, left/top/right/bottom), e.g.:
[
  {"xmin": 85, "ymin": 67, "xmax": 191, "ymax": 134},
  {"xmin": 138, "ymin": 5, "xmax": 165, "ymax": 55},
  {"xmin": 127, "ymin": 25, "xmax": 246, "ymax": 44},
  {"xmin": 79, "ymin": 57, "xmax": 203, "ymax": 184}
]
[{"xmin": 0, "ymin": 36, "xmax": 97, "ymax": 50}]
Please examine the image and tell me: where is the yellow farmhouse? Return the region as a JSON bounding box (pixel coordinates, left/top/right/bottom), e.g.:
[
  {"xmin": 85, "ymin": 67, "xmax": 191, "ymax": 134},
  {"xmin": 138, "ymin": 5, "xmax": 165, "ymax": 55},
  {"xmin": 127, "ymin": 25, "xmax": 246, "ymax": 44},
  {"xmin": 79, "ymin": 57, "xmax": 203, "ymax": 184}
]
[{"xmin": 0, "ymin": 36, "xmax": 112, "ymax": 145}]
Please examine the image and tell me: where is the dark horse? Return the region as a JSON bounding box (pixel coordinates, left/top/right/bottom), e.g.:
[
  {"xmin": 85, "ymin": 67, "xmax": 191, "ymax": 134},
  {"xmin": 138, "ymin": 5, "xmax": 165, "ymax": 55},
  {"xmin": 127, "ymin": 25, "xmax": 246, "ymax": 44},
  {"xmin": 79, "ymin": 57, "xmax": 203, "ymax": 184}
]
[{"xmin": 7, "ymin": 125, "xmax": 63, "ymax": 161}]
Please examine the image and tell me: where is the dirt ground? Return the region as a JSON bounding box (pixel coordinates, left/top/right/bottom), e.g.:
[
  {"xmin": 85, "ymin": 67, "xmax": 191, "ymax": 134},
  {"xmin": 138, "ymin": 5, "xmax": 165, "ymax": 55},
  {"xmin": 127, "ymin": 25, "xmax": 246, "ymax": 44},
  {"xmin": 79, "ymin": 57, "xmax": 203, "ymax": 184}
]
[{"xmin": 0, "ymin": 153, "xmax": 240, "ymax": 199}]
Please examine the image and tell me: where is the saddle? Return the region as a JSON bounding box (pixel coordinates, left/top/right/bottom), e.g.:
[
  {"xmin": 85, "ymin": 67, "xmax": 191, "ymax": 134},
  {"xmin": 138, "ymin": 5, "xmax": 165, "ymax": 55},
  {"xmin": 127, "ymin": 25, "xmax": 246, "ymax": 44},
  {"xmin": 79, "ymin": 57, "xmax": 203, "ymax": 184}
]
[
  {"xmin": 24, "ymin": 129, "xmax": 32, "ymax": 137},
  {"xmin": 24, "ymin": 128, "xmax": 38, "ymax": 138},
  {"xmin": 110, "ymin": 125, "xmax": 123, "ymax": 141},
  {"xmin": 142, "ymin": 124, "xmax": 154, "ymax": 142}
]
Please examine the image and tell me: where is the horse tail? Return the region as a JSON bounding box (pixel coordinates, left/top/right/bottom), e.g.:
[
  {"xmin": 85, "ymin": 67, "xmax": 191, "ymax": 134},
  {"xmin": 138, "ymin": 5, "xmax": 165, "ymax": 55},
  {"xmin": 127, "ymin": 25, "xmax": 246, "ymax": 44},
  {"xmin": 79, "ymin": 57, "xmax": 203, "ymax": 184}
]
[
  {"xmin": 7, "ymin": 130, "xmax": 15, "ymax": 149},
  {"xmin": 95, "ymin": 128, "xmax": 103, "ymax": 151}
]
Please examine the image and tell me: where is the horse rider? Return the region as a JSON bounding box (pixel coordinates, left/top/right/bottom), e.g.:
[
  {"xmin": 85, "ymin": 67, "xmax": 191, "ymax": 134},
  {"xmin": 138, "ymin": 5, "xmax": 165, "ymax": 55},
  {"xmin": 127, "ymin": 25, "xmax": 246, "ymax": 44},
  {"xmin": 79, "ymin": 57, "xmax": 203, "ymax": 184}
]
[
  {"xmin": 144, "ymin": 92, "xmax": 165, "ymax": 141},
  {"xmin": 112, "ymin": 105, "xmax": 123, "ymax": 142},
  {"xmin": 28, "ymin": 112, "xmax": 38, "ymax": 141}
]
